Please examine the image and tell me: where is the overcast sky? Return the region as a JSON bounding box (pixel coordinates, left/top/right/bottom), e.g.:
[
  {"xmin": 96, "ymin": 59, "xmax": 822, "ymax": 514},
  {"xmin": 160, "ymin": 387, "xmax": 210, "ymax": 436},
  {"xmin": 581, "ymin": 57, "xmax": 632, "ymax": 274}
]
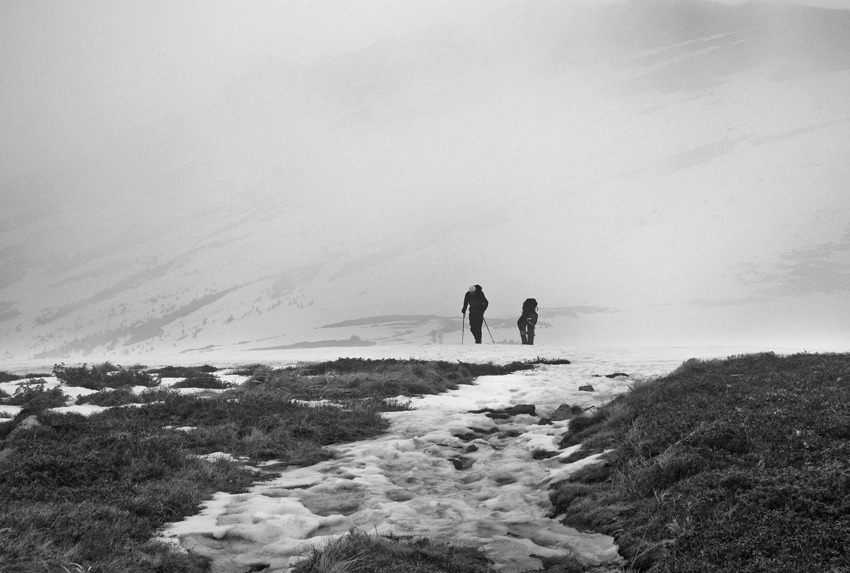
[
  {"xmin": 0, "ymin": 0, "xmax": 492, "ymax": 176},
  {"xmin": 2, "ymin": 0, "xmax": 848, "ymax": 179},
  {"xmin": 1, "ymin": 0, "xmax": 848, "ymax": 173}
]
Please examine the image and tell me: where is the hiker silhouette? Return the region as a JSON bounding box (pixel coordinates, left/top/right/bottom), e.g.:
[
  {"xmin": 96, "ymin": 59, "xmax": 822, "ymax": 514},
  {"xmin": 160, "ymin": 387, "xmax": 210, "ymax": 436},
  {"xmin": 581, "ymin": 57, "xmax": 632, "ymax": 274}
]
[
  {"xmin": 461, "ymin": 285, "xmax": 489, "ymax": 344},
  {"xmin": 517, "ymin": 298, "xmax": 538, "ymax": 345}
]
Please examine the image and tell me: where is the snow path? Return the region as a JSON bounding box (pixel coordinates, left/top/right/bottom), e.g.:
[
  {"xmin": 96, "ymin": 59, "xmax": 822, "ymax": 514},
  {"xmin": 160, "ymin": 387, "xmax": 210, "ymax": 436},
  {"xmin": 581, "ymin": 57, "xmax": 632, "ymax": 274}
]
[{"xmin": 157, "ymin": 347, "xmax": 715, "ymax": 572}]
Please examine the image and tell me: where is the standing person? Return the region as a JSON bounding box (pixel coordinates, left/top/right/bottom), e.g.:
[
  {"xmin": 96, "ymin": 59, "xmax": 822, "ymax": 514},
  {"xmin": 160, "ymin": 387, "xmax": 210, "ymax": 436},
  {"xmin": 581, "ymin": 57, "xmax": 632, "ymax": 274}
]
[
  {"xmin": 517, "ymin": 298, "xmax": 538, "ymax": 345},
  {"xmin": 462, "ymin": 284, "xmax": 489, "ymax": 344}
]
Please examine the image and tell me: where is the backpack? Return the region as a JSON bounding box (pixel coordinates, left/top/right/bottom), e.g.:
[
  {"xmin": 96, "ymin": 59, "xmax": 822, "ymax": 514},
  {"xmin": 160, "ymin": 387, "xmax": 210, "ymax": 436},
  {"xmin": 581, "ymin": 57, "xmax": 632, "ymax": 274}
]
[
  {"xmin": 522, "ymin": 298, "xmax": 537, "ymax": 313},
  {"xmin": 469, "ymin": 289, "xmax": 487, "ymax": 309}
]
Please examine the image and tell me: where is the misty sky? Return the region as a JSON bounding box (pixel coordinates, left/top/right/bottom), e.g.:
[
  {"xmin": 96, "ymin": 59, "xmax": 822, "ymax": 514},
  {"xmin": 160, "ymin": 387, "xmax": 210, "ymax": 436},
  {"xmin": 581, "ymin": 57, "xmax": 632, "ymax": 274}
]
[
  {"xmin": 2, "ymin": 0, "xmax": 850, "ymax": 355},
  {"xmin": 0, "ymin": 0, "xmax": 495, "ymax": 176},
  {"xmin": 2, "ymin": 0, "xmax": 847, "ymax": 177}
]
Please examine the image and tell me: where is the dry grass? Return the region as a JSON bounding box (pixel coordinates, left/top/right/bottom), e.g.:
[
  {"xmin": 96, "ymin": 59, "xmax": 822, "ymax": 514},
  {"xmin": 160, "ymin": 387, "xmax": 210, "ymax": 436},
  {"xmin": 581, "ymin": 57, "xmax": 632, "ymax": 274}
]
[{"xmin": 549, "ymin": 352, "xmax": 850, "ymax": 572}]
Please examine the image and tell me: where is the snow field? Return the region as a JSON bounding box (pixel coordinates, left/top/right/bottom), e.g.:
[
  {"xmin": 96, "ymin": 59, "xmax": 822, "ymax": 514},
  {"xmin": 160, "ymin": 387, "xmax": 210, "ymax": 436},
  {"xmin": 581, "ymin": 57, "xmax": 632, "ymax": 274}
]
[
  {"xmin": 3, "ymin": 345, "xmax": 763, "ymax": 571},
  {"xmin": 157, "ymin": 346, "xmax": 705, "ymax": 572}
]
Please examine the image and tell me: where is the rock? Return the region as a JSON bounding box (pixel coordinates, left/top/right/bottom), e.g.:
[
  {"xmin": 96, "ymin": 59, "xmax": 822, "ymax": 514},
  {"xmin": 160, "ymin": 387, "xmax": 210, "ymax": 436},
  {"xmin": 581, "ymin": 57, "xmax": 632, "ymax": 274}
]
[
  {"xmin": 549, "ymin": 404, "xmax": 577, "ymax": 421},
  {"xmin": 467, "ymin": 426, "xmax": 498, "ymax": 434},
  {"xmin": 491, "ymin": 472, "xmax": 517, "ymax": 485},
  {"xmin": 469, "ymin": 404, "xmax": 537, "ymax": 419},
  {"xmin": 465, "ymin": 444, "xmax": 478, "ymax": 453},
  {"xmin": 449, "ymin": 456, "xmax": 475, "ymax": 470},
  {"xmin": 578, "ymin": 385, "xmax": 594, "ymax": 392},
  {"xmin": 7, "ymin": 415, "xmax": 41, "ymax": 441},
  {"xmin": 502, "ymin": 404, "xmax": 537, "ymax": 416},
  {"xmin": 454, "ymin": 426, "xmax": 498, "ymax": 441},
  {"xmin": 386, "ymin": 488, "xmax": 415, "ymax": 502},
  {"xmin": 605, "ymin": 372, "xmax": 629, "ymax": 378},
  {"xmin": 532, "ymin": 450, "xmax": 557, "ymax": 460},
  {"xmin": 0, "ymin": 448, "xmax": 14, "ymax": 465}
]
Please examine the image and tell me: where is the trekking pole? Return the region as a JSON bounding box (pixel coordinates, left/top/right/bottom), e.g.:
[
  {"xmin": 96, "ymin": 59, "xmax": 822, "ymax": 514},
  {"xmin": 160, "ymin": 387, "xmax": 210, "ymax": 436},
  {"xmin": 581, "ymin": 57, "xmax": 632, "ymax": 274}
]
[
  {"xmin": 461, "ymin": 314, "xmax": 465, "ymax": 344},
  {"xmin": 483, "ymin": 317, "xmax": 495, "ymax": 343}
]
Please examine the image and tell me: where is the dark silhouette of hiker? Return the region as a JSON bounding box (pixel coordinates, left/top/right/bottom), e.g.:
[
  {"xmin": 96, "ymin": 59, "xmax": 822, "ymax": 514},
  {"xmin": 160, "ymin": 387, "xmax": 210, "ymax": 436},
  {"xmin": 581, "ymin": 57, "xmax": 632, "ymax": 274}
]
[
  {"xmin": 517, "ymin": 298, "xmax": 538, "ymax": 345},
  {"xmin": 462, "ymin": 284, "xmax": 489, "ymax": 344}
]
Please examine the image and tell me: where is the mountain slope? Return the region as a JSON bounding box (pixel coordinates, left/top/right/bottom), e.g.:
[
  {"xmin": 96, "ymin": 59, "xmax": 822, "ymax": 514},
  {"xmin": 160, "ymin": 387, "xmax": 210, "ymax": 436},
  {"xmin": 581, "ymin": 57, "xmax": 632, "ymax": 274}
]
[{"xmin": 2, "ymin": 0, "xmax": 850, "ymax": 360}]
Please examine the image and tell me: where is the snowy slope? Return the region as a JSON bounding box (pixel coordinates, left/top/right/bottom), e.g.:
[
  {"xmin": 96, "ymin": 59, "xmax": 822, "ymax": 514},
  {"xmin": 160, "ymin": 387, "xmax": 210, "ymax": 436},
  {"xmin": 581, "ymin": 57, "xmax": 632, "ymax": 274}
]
[{"xmin": 2, "ymin": 1, "xmax": 850, "ymax": 360}]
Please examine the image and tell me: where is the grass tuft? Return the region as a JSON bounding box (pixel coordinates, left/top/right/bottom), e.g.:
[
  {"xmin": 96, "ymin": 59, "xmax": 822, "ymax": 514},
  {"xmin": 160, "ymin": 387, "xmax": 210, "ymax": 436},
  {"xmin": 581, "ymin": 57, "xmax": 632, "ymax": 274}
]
[
  {"xmin": 75, "ymin": 386, "xmax": 140, "ymax": 407},
  {"xmin": 3, "ymin": 379, "xmax": 69, "ymax": 414},
  {"xmin": 53, "ymin": 363, "xmax": 159, "ymax": 390},
  {"xmin": 244, "ymin": 357, "xmax": 569, "ymax": 403},
  {"xmin": 146, "ymin": 365, "xmax": 218, "ymax": 377},
  {"xmin": 549, "ymin": 352, "xmax": 850, "ymax": 572},
  {"xmin": 0, "ymin": 356, "xmax": 573, "ymax": 572},
  {"xmin": 0, "ymin": 370, "xmax": 22, "ymax": 382},
  {"xmin": 225, "ymin": 363, "xmax": 265, "ymax": 376},
  {"xmin": 169, "ymin": 372, "xmax": 232, "ymax": 389},
  {"xmin": 292, "ymin": 530, "xmax": 492, "ymax": 573}
]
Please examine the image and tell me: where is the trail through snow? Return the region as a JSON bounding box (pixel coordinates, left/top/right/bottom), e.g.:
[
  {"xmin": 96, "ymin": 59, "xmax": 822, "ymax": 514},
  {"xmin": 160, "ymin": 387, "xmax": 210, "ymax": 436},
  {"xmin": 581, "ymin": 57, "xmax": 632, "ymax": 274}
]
[{"xmin": 155, "ymin": 345, "xmax": 750, "ymax": 572}]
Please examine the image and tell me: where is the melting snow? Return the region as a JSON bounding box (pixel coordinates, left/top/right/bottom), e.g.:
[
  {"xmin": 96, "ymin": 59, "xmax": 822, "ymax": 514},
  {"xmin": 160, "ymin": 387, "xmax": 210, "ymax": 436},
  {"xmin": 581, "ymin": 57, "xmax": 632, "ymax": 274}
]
[
  {"xmin": 2, "ymin": 344, "xmax": 782, "ymax": 570},
  {"xmin": 154, "ymin": 344, "xmax": 760, "ymax": 572}
]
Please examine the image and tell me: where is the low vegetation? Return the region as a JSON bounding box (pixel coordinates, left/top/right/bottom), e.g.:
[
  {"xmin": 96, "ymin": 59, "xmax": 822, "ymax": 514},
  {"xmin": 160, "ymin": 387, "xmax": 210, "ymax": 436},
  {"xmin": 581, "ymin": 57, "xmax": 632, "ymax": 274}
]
[
  {"xmin": 75, "ymin": 386, "xmax": 170, "ymax": 407},
  {"xmin": 0, "ymin": 370, "xmax": 22, "ymax": 382},
  {"xmin": 11, "ymin": 352, "xmax": 843, "ymax": 572},
  {"xmin": 3, "ymin": 379, "xmax": 68, "ymax": 409},
  {"xmin": 225, "ymin": 363, "xmax": 264, "ymax": 376},
  {"xmin": 53, "ymin": 362, "xmax": 159, "ymax": 390},
  {"xmin": 169, "ymin": 372, "xmax": 232, "ymax": 389},
  {"xmin": 292, "ymin": 530, "xmax": 493, "ymax": 573},
  {"xmin": 146, "ymin": 364, "xmax": 218, "ymax": 377},
  {"xmin": 246, "ymin": 356, "xmax": 571, "ymax": 401},
  {"xmin": 293, "ymin": 529, "xmax": 587, "ymax": 573},
  {"xmin": 0, "ymin": 357, "xmax": 564, "ymax": 573},
  {"xmin": 550, "ymin": 352, "xmax": 850, "ymax": 572}
]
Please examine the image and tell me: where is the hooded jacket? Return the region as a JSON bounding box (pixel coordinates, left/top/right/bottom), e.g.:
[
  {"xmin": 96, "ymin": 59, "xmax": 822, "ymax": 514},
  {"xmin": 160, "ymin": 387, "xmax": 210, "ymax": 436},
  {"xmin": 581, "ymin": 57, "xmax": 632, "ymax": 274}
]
[{"xmin": 462, "ymin": 285, "xmax": 489, "ymax": 316}]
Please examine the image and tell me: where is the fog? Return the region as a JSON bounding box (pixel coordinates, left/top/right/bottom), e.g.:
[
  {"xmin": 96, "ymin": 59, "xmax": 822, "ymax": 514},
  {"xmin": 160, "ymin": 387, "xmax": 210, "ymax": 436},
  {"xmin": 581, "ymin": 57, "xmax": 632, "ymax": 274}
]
[{"xmin": 2, "ymin": 0, "xmax": 850, "ymax": 359}]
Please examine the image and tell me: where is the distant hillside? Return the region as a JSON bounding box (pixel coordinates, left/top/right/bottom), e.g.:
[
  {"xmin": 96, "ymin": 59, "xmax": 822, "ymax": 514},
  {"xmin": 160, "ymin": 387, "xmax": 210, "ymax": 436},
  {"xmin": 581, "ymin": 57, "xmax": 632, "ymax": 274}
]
[{"xmin": 2, "ymin": 0, "xmax": 850, "ymax": 360}]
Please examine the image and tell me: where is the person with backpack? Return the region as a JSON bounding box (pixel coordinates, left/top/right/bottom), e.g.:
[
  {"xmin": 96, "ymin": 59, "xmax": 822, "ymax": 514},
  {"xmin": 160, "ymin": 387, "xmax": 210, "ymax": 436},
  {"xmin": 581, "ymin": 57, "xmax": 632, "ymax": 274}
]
[
  {"xmin": 461, "ymin": 284, "xmax": 489, "ymax": 344},
  {"xmin": 517, "ymin": 298, "xmax": 538, "ymax": 345}
]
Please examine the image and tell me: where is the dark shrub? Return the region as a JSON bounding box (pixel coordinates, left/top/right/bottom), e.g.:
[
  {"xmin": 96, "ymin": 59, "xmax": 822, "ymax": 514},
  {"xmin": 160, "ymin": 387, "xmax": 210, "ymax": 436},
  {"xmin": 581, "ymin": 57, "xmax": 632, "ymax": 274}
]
[
  {"xmin": 147, "ymin": 365, "xmax": 218, "ymax": 377},
  {"xmin": 5, "ymin": 380, "xmax": 68, "ymax": 413},
  {"xmin": 53, "ymin": 363, "xmax": 107, "ymax": 389},
  {"xmin": 138, "ymin": 387, "xmax": 182, "ymax": 403},
  {"xmin": 0, "ymin": 371, "xmax": 21, "ymax": 382},
  {"xmin": 170, "ymin": 373, "xmax": 231, "ymax": 389},
  {"xmin": 76, "ymin": 386, "xmax": 140, "ymax": 407},
  {"xmin": 226, "ymin": 363, "xmax": 265, "ymax": 376},
  {"xmin": 53, "ymin": 363, "xmax": 158, "ymax": 389},
  {"xmin": 108, "ymin": 367, "xmax": 159, "ymax": 388},
  {"xmin": 94, "ymin": 361, "xmax": 120, "ymax": 373}
]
